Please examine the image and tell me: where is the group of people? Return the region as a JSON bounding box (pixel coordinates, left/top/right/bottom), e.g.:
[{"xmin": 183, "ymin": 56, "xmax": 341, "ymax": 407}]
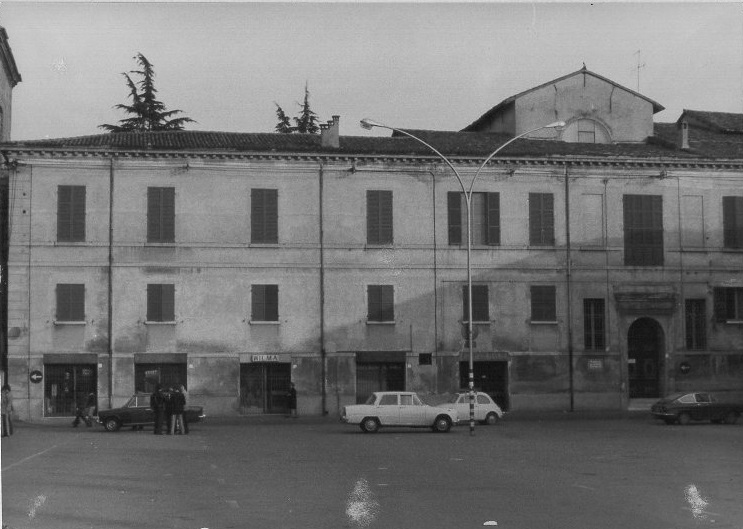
[{"xmin": 150, "ymin": 384, "xmax": 189, "ymax": 435}]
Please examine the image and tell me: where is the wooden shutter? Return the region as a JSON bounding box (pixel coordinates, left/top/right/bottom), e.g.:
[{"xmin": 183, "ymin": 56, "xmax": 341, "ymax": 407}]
[
  {"xmin": 147, "ymin": 284, "xmax": 174, "ymax": 322},
  {"xmin": 368, "ymin": 285, "xmax": 394, "ymax": 321},
  {"xmin": 529, "ymin": 193, "xmax": 554, "ymax": 245},
  {"xmin": 57, "ymin": 284, "xmax": 85, "ymax": 321},
  {"xmin": 723, "ymin": 196, "xmax": 743, "ymax": 248},
  {"xmin": 147, "ymin": 188, "xmax": 175, "ymax": 243},
  {"xmin": 251, "ymin": 189, "xmax": 278, "ymax": 244},
  {"xmin": 367, "ymin": 190, "xmax": 393, "ymax": 245},
  {"xmin": 713, "ymin": 287, "xmax": 729, "ymax": 322},
  {"xmin": 252, "ymin": 284, "xmax": 278, "ymax": 321},
  {"xmin": 485, "ymin": 192, "xmax": 500, "ymax": 245},
  {"xmin": 57, "ymin": 186, "xmax": 86, "ymax": 242},
  {"xmin": 161, "ymin": 188, "xmax": 175, "ymax": 242},
  {"xmin": 462, "ymin": 285, "xmax": 489, "ymax": 322},
  {"xmin": 447, "ymin": 192, "xmax": 462, "ymax": 245},
  {"xmin": 531, "ymin": 286, "xmax": 556, "ymax": 321},
  {"xmin": 624, "ymin": 195, "xmax": 663, "ymax": 265}
]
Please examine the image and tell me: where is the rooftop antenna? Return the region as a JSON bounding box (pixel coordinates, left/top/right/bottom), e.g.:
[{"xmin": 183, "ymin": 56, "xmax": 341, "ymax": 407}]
[{"xmin": 634, "ymin": 50, "xmax": 646, "ymax": 91}]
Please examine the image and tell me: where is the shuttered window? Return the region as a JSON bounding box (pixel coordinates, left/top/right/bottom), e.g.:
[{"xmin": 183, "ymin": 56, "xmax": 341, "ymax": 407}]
[
  {"xmin": 57, "ymin": 185, "xmax": 86, "ymax": 242},
  {"xmin": 583, "ymin": 298, "xmax": 605, "ymax": 350},
  {"xmin": 252, "ymin": 284, "xmax": 279, "ymax": 322},
  {"xmin": 623, "ymin": 194, "xmax": 663, "ymax": 266},
  {"xmin": 251, "ymin": 189, "xmax": 278, "ymax": 244},
  {"xmin": 367, "ymin": 190, "xmax": 393, "ymax": 245},
  {"xmin": 147, "ymin": 187, "xmax": 175, "ymax": 243},
  {"xmin": 447, "ymin": 192, "xmax": 500, "ymax": 246},
  {"xmin": 531, "ymin": 286, "xmax": 557, "ymax": 322},
  {"xmin": 147, "ymin": 284, "xmax": 175, "ymax": 322},
  {"xmin": 723, "ymin": 196, "xmax": 743, "ymax": 249},
  {"xmin": 713, "ymin": 287, "xmax": 743, "ymax": 322},
  {"xmin": 56, "ymin": 284, "xmax": 85, "ymax": 321},
  {"xmin": 462, "ymin": 285, "xmax": 489, "ymax": 322},
  {"xmin": 367, "ymin": 285, "xmax": 394, "ymax": 322},
  {"xmin": 685, "ymin": 299, "xmax": 707, "ymax": 350},
  {"xmin": 529, "ymin": 193, "xmax": 554, "ymax": 246}
]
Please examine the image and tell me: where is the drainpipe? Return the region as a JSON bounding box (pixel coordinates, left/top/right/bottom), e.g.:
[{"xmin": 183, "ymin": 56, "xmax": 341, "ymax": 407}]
[
  {"xmin": 564, "ymin": 164, "xmax": 574, "ymax": 412},
  {"xmin": 108, "ymin": 157, "xmax": 114, "ymax": 409},
  {"xmin": 319, "ymin": 163, "xmax": 327, "ymax": 415}
]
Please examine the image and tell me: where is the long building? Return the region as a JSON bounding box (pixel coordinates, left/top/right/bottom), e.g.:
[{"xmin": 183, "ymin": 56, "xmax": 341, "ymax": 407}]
[{"xmin": 2, "ymin": 67, "xmax": 743, "ymax": 421}]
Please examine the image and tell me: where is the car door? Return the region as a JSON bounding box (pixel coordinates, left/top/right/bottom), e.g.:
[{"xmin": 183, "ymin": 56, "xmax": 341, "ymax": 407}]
[
  {"xmin": 458, "ymin": 393, "xmax": 477, "ymax": 422},
  {"xmin": 693, "ymin": 393, "xmax": 712, "ymax": 421},
  {"xmin": 399, "ymin": 394, "xmax": 426, "ymax": 426},
  {"xmin": 376, "ymin": 394, "xmax": 399, "ymax": 425},
  {"xmin": 131, "ymin": 395, "xmax": 154, "ymax": 424}
]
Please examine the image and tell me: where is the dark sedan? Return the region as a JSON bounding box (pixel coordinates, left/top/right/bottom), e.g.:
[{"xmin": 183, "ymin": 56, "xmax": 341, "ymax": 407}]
[
  {"xmin": 651, "ymin": 392, "xmax": 742, "ymax": 425},
  {"xmin": 97, "ymin": 393, "xmax": 205, "ymax": 432}
]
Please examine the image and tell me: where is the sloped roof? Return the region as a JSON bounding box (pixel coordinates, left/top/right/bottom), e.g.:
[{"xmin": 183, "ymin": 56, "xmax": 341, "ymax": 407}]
[
  {"xmin": 0, "ymin": 129, "xmax": 698, "ymax": 161},
  {"xmin": 679, "ymin": 110, "xmax": 743, "ymax": 133},
  {"xmin": 654, "ymin": 121, "xmax": 743, "ymax": 159},
  {"xmin": 0, "ymin": 26, "xmax": 22, "ymax": 86},
  {"xmin": 462, "ymin": 67, "xmax": 664, "ymax": 132}
]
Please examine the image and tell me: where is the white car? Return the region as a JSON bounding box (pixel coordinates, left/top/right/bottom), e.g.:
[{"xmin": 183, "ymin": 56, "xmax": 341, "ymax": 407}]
[
  {"xmin": 341, "ymin": 391, "xmax": 458, "ymax": 433},
  {"xmin": 440, "ymin": 391, "xmax": 504, "ymax": 425}
]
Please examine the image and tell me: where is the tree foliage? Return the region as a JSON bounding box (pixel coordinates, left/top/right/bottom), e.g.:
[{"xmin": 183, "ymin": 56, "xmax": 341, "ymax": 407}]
[
  {"xmin": 274, "ymin": 83, "xmax": 320, "ymax": 134},
  {"xmin": 100, "ymin": 53, "xmax": 195, "ymax": 133}
]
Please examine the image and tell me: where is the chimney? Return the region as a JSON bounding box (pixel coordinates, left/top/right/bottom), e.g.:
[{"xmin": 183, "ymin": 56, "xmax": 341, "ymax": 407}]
[
  {"xmin": 321, "ymin": 115, "xmax": 340, "ymax": 148},
  {"xmin": 679, "ymin": 119, "xmax": 689, "ymax": 150}
]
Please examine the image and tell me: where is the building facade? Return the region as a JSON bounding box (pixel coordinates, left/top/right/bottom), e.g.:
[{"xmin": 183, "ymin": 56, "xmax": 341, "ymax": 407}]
[{"xmin": 2, "ymin": 68, "xmax": 743, "ymax": 421}]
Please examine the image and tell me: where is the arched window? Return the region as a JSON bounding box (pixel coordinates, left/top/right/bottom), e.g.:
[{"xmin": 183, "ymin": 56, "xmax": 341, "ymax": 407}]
[{"xmin": 561, "ymin": 118, "xmax": 611, "ymax": 144}]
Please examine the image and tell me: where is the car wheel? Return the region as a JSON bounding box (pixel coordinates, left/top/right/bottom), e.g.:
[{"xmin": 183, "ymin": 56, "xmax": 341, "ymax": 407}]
[
  {"xmin": 103, "ymin": 417, "xmax": 121, "ymax": 432},
  {"xmin": 663, "ymin": 419, "xmax": 676, "ymax": 425},
  {"xmin": 678, "ymin": 413, "xmax": 691, "ymax": 426},
  {"xmin": 361, "ymin": 417, "xmax": 380, "ymax": 433},
  {"xmin": 433, "ymin": 416, "xmax": 452, "ymax": 433},
  {"xmin": 724, "ymin": 412, "xmax": 739, "ymax": 425},
  {"xmin": 483, "ymin": 412, "xmax": 499, "ymax": 426}
]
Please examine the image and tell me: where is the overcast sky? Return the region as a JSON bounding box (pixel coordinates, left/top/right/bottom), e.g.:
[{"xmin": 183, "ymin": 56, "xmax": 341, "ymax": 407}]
[{"xmin": 1, "ymin": 2, "xmax": 742, "ymax": 141}]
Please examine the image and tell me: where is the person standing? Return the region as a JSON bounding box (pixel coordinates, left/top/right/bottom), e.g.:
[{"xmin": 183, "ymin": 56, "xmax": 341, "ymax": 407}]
[
  {"xmin": 286, "ymin": 382, "xmax": 297, "ymax": 418},
  {"xmin": 72, "ymin": 392, "xmax": 92, "ymax": 427},
  {"xmin": 84, "ymin": 392, "xmax": 96, "ymax": 425},
  {"xmin": 179, "ymin": 384, "xmax": 189, "ymax": 434},
  {"xmin": 170, "ymin": 386, "xmax": 186, "ymax": 435},
  {"xmin": 150, "ymin": 383, "xmax": 165, "ymax": 435},
  {"xmin": 1, "ymin": 384, "xmax": 14, "ymax": 437},
  {"xmin": 163, "ymin": 387, "xmax": 174, "ymax": 434}
]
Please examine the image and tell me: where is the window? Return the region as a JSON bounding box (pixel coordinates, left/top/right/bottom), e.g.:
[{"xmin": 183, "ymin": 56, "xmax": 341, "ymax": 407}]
[
  {"xmin": 462, "ymin": 285, "xmax": 489, "ymax": 322},
  {"xmin": 714, "ymin": 287, "xmax": 743, "ymax": 322},
  {"xmin": 529, "ymin": 193, "xmax": 554, "ymax": 246},
  {"xmin": 623, "ymin": 194, "xmax": 663, "ymax": 266},
  {"xmin": 531, "ymin": 286, "xmax": 556, "ymax": 322},
  {"xmin": 447, "ymin": 192, "xmax": 500, "ymax": 245},
  {"xmin": 56, "ymin": 284, "xmax": 85, "ymax": 322},
  {"xmin": 147, "ymin": 284, "xmax": 175, "ymax": 322},
  {"xmin": 723, "ymin": 196, "xmax": 743, "ymax": 249},
  {"xmin": 583, "ymin": 298, "xmax": 605, "ymax": 350},
  {"xmin": 685, "ymin": 299, "xmax": 707, "ymax": 350},
  {"xmin": 147, "ymin": 187, "xmax": 175, "ymax": 243},
  {"xmin": 379, "ymin": 394, "xmax": 398, "ymax": 406},
  {"xmin": 400, "ymin": 394, "xmax": 413, "ymax": 405},
  {"xmin": 367, "ymin": 285, "xmax": 394, "ymax": 322},
  {"xmin": 44, "ymin": 364, "xmax": 97, "ymax": 417},
  {"xmin": 251, "ymin": 284, "xmax": 279, "ymax": 322},
  {"xmin": 57, "ymin": 185, "xmax": 86, "ymax": 242},
  {"xmin": 577, "ymin": 119, "xmax": 596, "ymax": 143},
  {"xmin": 367, "ymin": 190, "xmax": 393, "ymax": 245},
  {"xmin": 251, "ymin": 189, "xmax": 278, "ymax": 244}
]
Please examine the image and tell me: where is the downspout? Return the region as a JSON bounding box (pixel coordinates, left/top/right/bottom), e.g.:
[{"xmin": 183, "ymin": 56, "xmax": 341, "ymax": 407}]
[
  {"xmin": 564, "ymin": 164, "xmax": 574, "ymax": 412},
  {"xmin": 108, "ymin": 157, "xmax": 114, "ymax": 409},
  {"xmin": 319, "ymin": 163, "xmax": 327, "ymax": 415},
  {"xmin": 0, "ymin": 152, "xmax": 9, "ymax": 383},
  {"xmin": 431, "ymin": 169, "xmax": 438, "ymax": 392},
  {"xmin": 675, "ymin": 173, "xmax": 684, "ymax": 397}
]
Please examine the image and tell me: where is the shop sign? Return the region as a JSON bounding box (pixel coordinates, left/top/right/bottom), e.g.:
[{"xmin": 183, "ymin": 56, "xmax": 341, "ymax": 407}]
[
  {"xmin": 251, "ymin": 354, "xmax": 280, "ymax": 362},
  {"xmin": 679, "ymin": 362, "xmax": 691, "ymax": 375},
  {"xmin": 30, "ymin": 370, "xmax": 43, "ymax": 383},
  {"xmin": 587, "ymin": 359, "xmax": 603, "ymax": 370}
]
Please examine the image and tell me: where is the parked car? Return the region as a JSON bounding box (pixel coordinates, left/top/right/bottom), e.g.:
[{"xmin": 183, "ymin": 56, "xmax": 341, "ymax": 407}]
[
  {"xmin": 650, "ymin": 392, "xmax": 742, "ymax": 425},
  {"xmin": 341, "ymin": 391, "xmax": 458, "ymax": 433},
  {"xmin": 97, "ymin": 393, "xmax": 205, "ymax": 432},
  {"xmin": 440, "ymin": 391, "xmax": 504, "ymax": 425}
]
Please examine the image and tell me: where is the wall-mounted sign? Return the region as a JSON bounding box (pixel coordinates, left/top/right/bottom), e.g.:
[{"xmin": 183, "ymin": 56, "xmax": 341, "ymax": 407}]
[
  {"xmin": 251, "ymin": 354, "xmax": 280, "ymax": 362},
  {"xmin": 587, "ymin": 359, "xmax": 603, "ymax": 370},
  {"xmin": 30, "ymin": 370, "xmax": 43, "ymax": 383},
  {"xmin": 679, "ymin": 362, "xmax": 691, "ymax": 375}
]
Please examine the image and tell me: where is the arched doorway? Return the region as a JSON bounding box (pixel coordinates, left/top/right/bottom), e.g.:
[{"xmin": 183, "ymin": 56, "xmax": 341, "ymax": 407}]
[{"xmin": 627, "ymin": 318, "xmax": 664, "ymax": 398}]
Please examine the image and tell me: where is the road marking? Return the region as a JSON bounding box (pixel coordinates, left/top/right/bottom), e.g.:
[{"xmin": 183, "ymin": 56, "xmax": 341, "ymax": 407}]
[{"xmin": 2, "ymin": 444, "xmax": 61, "ymax": 471}]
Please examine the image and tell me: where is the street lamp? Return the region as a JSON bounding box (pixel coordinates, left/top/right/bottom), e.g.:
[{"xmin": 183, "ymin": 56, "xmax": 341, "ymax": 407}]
[{"xmin": 360, "ymin": 118, "xmax": 565, "ymax": 436}]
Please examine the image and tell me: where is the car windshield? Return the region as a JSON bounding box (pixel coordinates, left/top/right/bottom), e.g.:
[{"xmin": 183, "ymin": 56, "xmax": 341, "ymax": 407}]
[
  {"xmin": 664, "ymin": 392, "xmax": 687, "ymax": 402},
  {"xmin": 364, "ymin": 394, "xmax": 377, "ymax": 405}
]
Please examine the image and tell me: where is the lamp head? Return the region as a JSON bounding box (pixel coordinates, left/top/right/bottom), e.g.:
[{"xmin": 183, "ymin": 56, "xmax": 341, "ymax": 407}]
[
  {"xmin": 360, "ymin": 118, "xmax": 383, "ymax": 130},
  {"xmin": 548, "ymin": 121, "xmax": 567, "ymax": 131}
]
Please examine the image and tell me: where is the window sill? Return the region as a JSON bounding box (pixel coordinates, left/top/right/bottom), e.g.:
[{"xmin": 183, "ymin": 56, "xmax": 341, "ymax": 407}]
[
  {"xmin": 530, "ymin": 321, "xmax": 558, "ymax": 325},
  {"xmin": 144, "ymin": 242, "xmax": 176, "ymax": 247},
  {"xmin": 249, "ymin": 320, "xmax": 280, "ymax": 325},
  {"xmin": 249, "ymin": 242, "xmax": 279, "ymax": 247},
  {"xmin": 723, "ymin": 320, "xmax": 743, "ymax": 325},
  {"xmin": 55, "ymin": 241, "xmax": 87, "ymax": 245},
  {"xmin": 364, "ymin": 244, "xmax": 394, "ymax": 249},
  {"xmin": 144, "ymin": 321, "xmax": 177, "ymax": 325},
  {"xmin": 53, "ymin": 321, "xmax": 86, "ymax": 326},
  {"xmin": 366, "ymin": 321, "xmax": 396, "ymax": 325},
  {"xmin": 462, "ymin": 321, "xmax": 491, "ymax": 325}
]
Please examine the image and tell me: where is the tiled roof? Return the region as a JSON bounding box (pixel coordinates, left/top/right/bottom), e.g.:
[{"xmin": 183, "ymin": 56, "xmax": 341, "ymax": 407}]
[
  {"xmin": 680, "ymin": 110, "xmax": 743, "ymax": 133},
  {"xmin": 654, "ymin": 121, "xmax": 743, "ymax": 159},
  {"xmin": 1, "ymin": 128, "xmax": 700, "ymax": 161}
]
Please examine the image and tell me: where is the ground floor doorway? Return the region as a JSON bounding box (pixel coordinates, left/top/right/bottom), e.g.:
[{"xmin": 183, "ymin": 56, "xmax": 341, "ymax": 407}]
[
  {"xmin": 356, "ymin": 362, "xmax": 405, "ymax": 404},
  {"xmin": 44, "ymin": 363, "xmax": 97, "ymax": 417},
  {"xmin": 627, "ymin": 317, "xmax": 664, "ymax": 399},
  {"xmin": 240, "ymin": 362, "xmax": 291, "ymax": 414},
  {"xmin": 460, "ymin": 361, "xmax": 509, "ymax": 411}
]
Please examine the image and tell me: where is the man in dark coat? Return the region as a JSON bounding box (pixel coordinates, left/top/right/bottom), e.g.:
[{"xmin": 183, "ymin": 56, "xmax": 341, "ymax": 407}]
[{"xmin": 150, "ymin": 384, "xmax": 165, "ymax": 435}]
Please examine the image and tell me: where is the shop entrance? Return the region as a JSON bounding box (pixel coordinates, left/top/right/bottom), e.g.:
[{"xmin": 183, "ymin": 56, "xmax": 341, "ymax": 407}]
[
  {"xmin": 44, "ymin": 364, "xmax": 97, "ymax": 417},
  {"xmin": 460, "ymin": 361, "xmax": 509, "ymax": 411},
  {"xmin": 356, "ymin": 362, "xmax": 405, "ymax": 404},
  {"xmin": 627, "ymin": 318, "xmax": 664, "ymax": 398},
  {"xmin": 240, "ymin": 362, "xmax": 291, "ymax": 414}
]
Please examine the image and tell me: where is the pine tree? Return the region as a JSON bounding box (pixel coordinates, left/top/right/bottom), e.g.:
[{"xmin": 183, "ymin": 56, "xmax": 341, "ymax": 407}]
[
  {"xmin": 294, "ymin": 83, "xmax": 320, "ymax": 134},
  {"xmin": 274, "ymin": 103, "xmax": 294, "ymax": 133},
  {"xmin": 100, "ymin": 53, "xmax": 195, "ymax": 133}
]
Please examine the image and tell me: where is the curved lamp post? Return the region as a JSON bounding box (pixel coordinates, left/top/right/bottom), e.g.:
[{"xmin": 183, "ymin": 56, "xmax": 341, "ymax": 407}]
[{"xmin": 360, "ymin": 118, "xmax": 565, "ymax": 436}]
